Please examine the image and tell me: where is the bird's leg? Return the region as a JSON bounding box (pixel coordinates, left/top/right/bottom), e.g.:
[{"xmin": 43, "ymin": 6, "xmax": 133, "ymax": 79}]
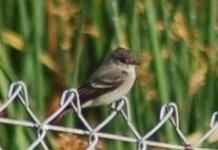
[{"xmin": 109, "ymin": 99, "xmax": 123, "ymax": 114}]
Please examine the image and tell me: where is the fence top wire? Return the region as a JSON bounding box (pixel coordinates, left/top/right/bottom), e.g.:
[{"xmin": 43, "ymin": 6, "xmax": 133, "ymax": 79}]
[{"xmin": 0, "ymin": 81, "xmax": 217, "ymax": 150}]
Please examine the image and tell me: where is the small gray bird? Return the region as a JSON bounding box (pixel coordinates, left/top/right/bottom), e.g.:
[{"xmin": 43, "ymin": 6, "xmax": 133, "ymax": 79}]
[
  {"xmin": 52, "ymin": 47, "xmax": 139, "ymax": 123},
  {"xmin": 78, "ymin": 47, "xmax": 140, "ymax": 108}
]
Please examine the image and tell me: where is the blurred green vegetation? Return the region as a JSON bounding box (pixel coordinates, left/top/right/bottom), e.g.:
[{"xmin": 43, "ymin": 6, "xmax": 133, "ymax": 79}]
[{"xmin": 0, "ymin": 0, "xmax": 218, "ymax": 149}]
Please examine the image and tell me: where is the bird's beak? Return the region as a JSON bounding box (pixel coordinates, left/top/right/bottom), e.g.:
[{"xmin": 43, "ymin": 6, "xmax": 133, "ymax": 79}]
[
  {"xmin": 134, "ymin": 60, "xmax": 140, "ymax": 65},
  {"xmin": 132, "ymin": 56, "xmax": 140, "ymax": 65}
]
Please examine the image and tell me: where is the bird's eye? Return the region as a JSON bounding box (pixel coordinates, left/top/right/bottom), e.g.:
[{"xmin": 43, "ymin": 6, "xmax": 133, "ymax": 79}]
[{"xmin": 120, "ymin": 57, "xmax": 126, "ymax": 63}]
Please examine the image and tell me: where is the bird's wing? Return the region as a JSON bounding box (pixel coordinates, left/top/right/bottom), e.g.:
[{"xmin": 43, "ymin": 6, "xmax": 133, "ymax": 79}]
[{"xmin": 78, "ymin": 70, "xmax": 128, "ymax": 105}]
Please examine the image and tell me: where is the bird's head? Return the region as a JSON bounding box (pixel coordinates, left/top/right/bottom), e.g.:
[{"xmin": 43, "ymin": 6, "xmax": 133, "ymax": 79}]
[{"xmin": 108, "ymin": 47, "xmax": 140, "ymax": 66}]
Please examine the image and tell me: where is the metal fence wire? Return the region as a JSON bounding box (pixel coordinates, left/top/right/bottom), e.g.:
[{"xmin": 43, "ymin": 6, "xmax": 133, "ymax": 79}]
[{"xmin": 0, "ymin": 81, "xmax": 217, "ymax": 150}]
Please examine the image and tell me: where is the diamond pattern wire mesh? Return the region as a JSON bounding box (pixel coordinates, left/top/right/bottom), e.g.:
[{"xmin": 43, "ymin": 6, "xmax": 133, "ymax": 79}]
[{"xmin": 0, "ymin": 81, "xmax": 217, "ymax": 150}]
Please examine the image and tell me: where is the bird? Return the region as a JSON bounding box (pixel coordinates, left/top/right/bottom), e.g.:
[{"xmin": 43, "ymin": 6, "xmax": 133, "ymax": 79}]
[{"xmin": 52, "ymin": 47, "xmax": 140, "ymax": 123}]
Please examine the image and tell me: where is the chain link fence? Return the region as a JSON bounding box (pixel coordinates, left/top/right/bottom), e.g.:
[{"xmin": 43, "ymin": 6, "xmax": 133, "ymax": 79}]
[{"xmin": 0, "ymin": 81, "xmax": 217, "ymax": 150}]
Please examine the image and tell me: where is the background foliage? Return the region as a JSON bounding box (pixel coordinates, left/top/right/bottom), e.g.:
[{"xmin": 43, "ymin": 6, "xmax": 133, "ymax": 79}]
[{"xmin": 0, "ymin": 0, "xmax": 218, "ymax": 149}]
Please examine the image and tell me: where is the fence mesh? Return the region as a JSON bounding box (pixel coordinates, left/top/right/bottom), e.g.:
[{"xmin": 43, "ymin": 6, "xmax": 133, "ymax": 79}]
[{"xmin": 0, "ymin": 81, "xmax": 217, "ymax": 150}]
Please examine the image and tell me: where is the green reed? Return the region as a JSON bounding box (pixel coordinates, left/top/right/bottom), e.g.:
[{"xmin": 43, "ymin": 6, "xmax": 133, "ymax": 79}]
[{"xmin": 0, "ymin": 0, "xmax": 217, "ymax": 149}]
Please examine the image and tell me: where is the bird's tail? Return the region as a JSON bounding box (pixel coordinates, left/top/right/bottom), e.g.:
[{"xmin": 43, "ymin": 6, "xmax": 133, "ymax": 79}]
[
  {"xmin": 49, "ymin": 98, "xmax": 76, "ymax": 125},
  {"xmin": 49, "ymin": 103, "xmax": 76, "ymax": 124}
]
